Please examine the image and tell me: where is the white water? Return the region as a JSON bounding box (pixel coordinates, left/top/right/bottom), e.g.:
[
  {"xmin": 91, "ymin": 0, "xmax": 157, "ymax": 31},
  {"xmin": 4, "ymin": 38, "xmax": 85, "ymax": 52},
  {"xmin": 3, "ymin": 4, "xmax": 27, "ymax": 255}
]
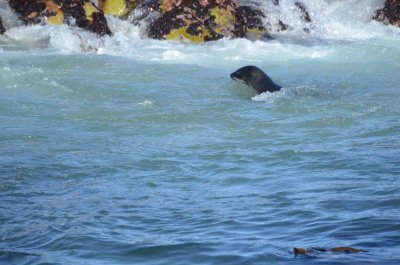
[{"xmin": 1, "ymin": 0, "xmax": 399, "ymax": 68}]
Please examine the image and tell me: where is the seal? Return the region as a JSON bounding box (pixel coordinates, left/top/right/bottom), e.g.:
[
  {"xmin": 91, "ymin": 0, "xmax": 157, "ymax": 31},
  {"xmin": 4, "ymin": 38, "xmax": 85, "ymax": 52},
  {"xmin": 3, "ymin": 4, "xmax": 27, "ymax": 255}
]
[
  {"xmin": 294, "ymin": 247, "xmax": 367, "ymax": 257},
  {"xmin": 230, "ymin": 65, "xmax": 281, "ymax": 94}
]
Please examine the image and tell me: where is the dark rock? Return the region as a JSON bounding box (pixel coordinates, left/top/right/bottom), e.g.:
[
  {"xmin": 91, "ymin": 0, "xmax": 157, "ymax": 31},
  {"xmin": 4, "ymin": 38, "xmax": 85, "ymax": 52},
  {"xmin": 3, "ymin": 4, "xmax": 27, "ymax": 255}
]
[
  {"xmin": 148, "ymin": 0, "xmax": 233, "ymax": 41},
  {"xmin": 295, "ymin": 1, "xmax": 311, "ymax": 23},
  {"xmin": 59, "ymin": 0, "xmax": 112, "ymax": 36},
  {"xmin": 8, "ymin": 0, "xmax": 46, "ymax": 24},
  {"xmin": 272, "ymin": 1, "xmax": 312, "ymax": 32},
  {"xmin": 147, "ymin": 5, "xmax": 188, "ymax": 40},
  {"xmin": 147, "ymin": 0, "xmax": 268, "ymax": 42},
  {"xmin": 373, "ymin": 0, "xmax": 400, "ymax": 27},
  {"xmin": 235, "ymin": 5, "xmax": 266, "ymax": 38},
  {"xmin": 0, "ymin": 16, "xmax": 5, "ymax": 34},
  {"xmin": 278, "ymin": 20, "xmax": 288, "ymax": 31},
  {"xmin": 130, "ymin": 0, "xmax": 161, "ymax": 28},
  {"xmin": 8, "ymin": 0, "xmax": 112, "ymax": 36}
]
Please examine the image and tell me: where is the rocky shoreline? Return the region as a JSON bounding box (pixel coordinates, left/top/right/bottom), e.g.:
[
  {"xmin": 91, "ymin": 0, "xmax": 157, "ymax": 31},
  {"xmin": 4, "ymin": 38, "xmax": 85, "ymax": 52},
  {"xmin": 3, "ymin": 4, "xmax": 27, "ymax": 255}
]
[
  {"xmin": 373, "ymin": 0, "xmax": 400, "ymax": 27},
  {"xmin": 1, "ymin": 0, "xmax": 400, "ymax": 40}
]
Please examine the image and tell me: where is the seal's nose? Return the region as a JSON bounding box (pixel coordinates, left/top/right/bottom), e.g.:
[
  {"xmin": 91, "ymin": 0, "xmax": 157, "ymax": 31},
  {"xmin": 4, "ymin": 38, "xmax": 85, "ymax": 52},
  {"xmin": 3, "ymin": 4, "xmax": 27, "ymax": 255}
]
[{"xmin": 230, "ymin": 72, "xmax": 240, "ymax": 80}]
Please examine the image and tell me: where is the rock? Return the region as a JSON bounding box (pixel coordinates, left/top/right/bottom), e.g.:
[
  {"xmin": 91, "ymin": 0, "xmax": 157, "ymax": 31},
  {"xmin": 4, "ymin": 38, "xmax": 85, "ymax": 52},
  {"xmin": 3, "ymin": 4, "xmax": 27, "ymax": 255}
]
[
  {"xmin": 61, "ymin": 0, "xmax": 112, "ymax": 35},
  {"xmin": 8, "ymin": 0, "xmax": 112, "ymax": 36},
  {"xmin": 235, "ymin": 5, "xmax": 268, "ymax": 39},
  {"xmin": 98, "ymin": 0, "xmax": 143, "ymax": 18},
  {"xmin": 269, "ymin": 1, "xmax": 312, "ymax": 32},
  {"xmin": 125, "ymin": 0, "xmax": 160, "ymax": 27},
  {"xmin": 373, "ymin": 0, "xmax": 400, "ymax": 27},
  {"xmin": 8, "ymin": 0, "xmax": 46, "ymax": 24},
  {"xmin": 147, "ymin": 0, "xmax": 267, "ymax": 42},
  {"xmin": 0, "ymin": 16, "xmax": 5, "ymax": 34},
  {"xmin": 147, "ymin": 0, "xmax": 236, "ymax": 42},
  {"xmin": 295, "ymin": 1, "xmax": 311, "ymax": 23}
]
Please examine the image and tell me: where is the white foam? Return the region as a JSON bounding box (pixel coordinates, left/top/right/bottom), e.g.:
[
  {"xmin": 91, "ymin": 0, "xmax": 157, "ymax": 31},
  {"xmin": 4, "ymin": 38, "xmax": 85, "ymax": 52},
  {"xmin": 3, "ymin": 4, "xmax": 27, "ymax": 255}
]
[
  {"xmin": 160, "ymin": 50, "xmax": 185, "ymax": 60},
  {"xmin": 265, "ymin": 0, "xmax": 395, "ymax": 40},
  {"xmin": 138, "ymin": 100, "xmax": 153, "ymax": 106},
  {"xmin": 252, "ymin": 89, "xmax": 286, "ymax": 103},
  {"xmin": 1, "ymin": 0, "xmax": 399, "ymax": 67}
]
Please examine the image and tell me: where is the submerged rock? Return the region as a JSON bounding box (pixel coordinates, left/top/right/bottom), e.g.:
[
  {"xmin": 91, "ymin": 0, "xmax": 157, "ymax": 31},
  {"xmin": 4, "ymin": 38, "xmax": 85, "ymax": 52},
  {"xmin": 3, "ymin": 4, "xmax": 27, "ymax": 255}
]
[
  {"xmin": 0, "ymin": 16, "xmax": 5, "ymax": 34},
  {"xmin": 147, "ymin": 0, "xmax": 267, "ymax": 42},
  {"xmin": 373, "ymin": 0, "xmax": 400, "ymax": 27},
  {"xmin": 8, "ymin": 0, "xmax": 112, "ymax": 36}
]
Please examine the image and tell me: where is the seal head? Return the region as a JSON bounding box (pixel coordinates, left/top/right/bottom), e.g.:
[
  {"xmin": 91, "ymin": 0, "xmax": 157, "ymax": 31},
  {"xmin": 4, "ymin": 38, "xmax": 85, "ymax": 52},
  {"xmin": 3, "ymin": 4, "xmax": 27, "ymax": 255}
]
[{"xmin": 231, "ymin": 65, "xmax": 281, "ymax": 94}]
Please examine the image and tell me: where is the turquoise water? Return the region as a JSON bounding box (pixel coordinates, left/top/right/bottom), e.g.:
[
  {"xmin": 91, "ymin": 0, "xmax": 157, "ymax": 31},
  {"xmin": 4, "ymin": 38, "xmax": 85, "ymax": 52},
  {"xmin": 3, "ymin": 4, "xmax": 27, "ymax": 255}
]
[{"xmin": 1, "ymin": 1, "xmax": 400, "ymax": 264}]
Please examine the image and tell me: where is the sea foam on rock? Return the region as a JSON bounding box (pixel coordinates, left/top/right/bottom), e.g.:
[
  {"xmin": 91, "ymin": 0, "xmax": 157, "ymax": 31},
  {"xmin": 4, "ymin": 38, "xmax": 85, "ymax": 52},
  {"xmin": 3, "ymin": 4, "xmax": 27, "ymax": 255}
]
[
  {"xmin": 4, "ymin": 1, "xmax": 398, "ymax": 43},
  {"xmin": 5, "ymin": 0, "xmax": 267, "ymax": 41}
]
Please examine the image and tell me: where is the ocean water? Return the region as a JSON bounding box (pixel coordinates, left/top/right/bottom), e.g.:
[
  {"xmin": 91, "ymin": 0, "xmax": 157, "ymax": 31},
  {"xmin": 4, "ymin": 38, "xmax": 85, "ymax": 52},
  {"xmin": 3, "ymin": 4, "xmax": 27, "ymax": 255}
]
[{"xmin": 1, "ymin": 0, "xmax": 400, "ymax": 264}]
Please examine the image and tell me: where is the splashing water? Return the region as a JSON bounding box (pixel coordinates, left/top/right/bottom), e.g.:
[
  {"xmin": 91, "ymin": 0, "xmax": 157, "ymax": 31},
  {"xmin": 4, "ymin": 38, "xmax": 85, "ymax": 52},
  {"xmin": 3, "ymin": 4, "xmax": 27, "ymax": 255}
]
[{"xmin": 1, "ymin": 1, "xmax": 400, "ymax": 265}]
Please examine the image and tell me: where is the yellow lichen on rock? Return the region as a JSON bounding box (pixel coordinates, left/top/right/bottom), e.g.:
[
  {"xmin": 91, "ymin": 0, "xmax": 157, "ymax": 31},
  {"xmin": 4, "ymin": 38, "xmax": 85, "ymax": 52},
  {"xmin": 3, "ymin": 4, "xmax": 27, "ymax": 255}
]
[
  {"xmin": 148, "ymin": 0, "xmax": 267, "ymax": 42},
  {"xmin": 45, "ymin": 0, "xmax": 64, "ymax": 25},
  {"xmin": 99, "ymin": 0, "xmax": 141, "ymax": 18},
  {"xmin": 210, "ymin": 7, "xmax": 236, "ymax": 34},
  {"xmin": 102, "ymin": 0, "xmax": 127, "ymax": 17},
  {"xmin": 165, "ymin": 26, "xmax": 211, "ymax": 43},
  {"xmin": 83, "ymin": 1, "xmax": 98, "ymax": 22},
  {"xmin": 247, "ymin": 27, "xmax": 263, "ymax": 34}
]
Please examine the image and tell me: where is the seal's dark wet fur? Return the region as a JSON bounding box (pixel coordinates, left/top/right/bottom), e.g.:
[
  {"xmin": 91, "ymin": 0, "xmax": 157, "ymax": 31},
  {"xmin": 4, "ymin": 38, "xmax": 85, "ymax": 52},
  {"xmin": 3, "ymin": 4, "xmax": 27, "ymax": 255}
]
[{"xmin": 231, "ymin": 65, "xmax": 281, "ymax": 94}]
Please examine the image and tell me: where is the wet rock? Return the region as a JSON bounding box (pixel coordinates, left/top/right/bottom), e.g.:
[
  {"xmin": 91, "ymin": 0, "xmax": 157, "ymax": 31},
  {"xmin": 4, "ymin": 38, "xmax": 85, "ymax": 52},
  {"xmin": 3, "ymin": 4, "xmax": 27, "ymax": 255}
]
[
  {"xmin": 278, "ymin": 20, "xmax": 288, "ymax": 31},
  {"xmin": 98, "ymin": 0, "xmax": 143, "ymax": 18},
  {"xmin": 60, "ymin": 0, "xmax": 112, "ymax": 35},
  {"xmin": 127, "ymin": 0, "xmax": 160, "ymax": 26},
  {"xmin": 8, "ymin": 0, "xmax": 46, "ymax": 24},
  {"xmin": 8, "ymin": 0, "xmax": 112, "ymax": 36},
  {"xmin": 373, "ymin": 0, "xmax": 400, "ymax": 27},
  {"xmin": 147, "ymin": 0, "xmax": 267, "ymax": 42},
  {"xmin": 235, "ymin": 5, "xmax": 267, "ymax": 39},
  {"xmin": 295, "ymin": 1, "xmax": 311, "ymax": 23},
  {"xmin": 270, "ymin": 1, "xmax": 312, "ymax": 32},
  {"xmin": 147, "ymin": 0, "xmax": 235, "ymax": 42},
  {"xmin": 0, "ymin": 16, "xmax": 5, "ymax": 34}
]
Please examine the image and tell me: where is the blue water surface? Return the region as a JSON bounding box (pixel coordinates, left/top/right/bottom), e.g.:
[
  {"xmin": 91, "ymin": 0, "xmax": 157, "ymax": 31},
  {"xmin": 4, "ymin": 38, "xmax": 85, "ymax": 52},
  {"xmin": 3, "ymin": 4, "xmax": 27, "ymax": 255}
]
[{"xmin": 1, "ymin": 36, "xmax": 400, "ymax": 265}]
